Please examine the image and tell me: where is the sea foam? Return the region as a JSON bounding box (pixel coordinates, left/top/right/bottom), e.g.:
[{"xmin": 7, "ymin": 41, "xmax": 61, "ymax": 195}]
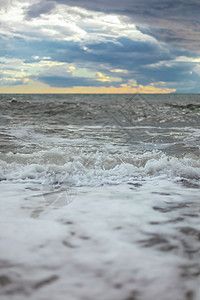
[{"xmin": 1, "ymin": 148, "xmax": 200, "ymax": 187}]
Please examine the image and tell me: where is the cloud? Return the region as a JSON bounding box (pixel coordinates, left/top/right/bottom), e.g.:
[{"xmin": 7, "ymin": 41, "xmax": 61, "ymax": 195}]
[
  {"xmin": 1, "ymin": 2, "xmax": 155, "ymax": 45},
  {"xmin": 50, "ymin": 0, "xmax": 200, "ymax": 51},
  {"xmin": 96, "ymin": 72, "xmax": 121, "ymax": 82},
  {"xmin": 2, "ymin": 0, "xmax": 200, "ymax": 51},
  {"xmin": 32, "ymin": 62, "xmax": 122, "ymax": 87},
  {"xmin": 139, "ymin": 60, "xmax": 200, "ymax": 92},
  {"xmin": 25, "ymin": 1, "xmax": 56, "ymax": 19},
  {"xmin": 1, "ymin": 0, "xmax": 200, "ymax": 92},
  {"xmin": 0, "ymin": 0, "xmax": 12, "ymax": 10},
  {"xmin": 1, "ymin": 34, "xmax": 200, "ymax": 92},
  {"xmin": 0, "ymin": 68, "xmax": 29, "ymax": 86},
  {"xmin": 0, "ymin": 35, "xmax": 170, "ymax": 72},
  {"xmin": 0, "ymin": 1, "xmax": 87, "ymax": 42},
  {"xmin": 0, "ymin": 61, "xmax": 29, "ymax": 86},
  {"xmin": 97, "ymin": 72, "xmax": 111, "ymax": 82}
]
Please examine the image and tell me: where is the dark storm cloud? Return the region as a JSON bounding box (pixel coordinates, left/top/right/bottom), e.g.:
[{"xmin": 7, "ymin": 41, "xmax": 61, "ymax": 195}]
[
  {"xmin": 0, "ymin": 36, "xmax": 164, "ymax": 68},
  {"xmin": 53, "ymin": 38, "xmax": 170, "ymax": 67},
  {"xmin": 29, "ymin": 0, "xmax": 200, "ymax": 51},
  {"xmin": 52, "ymin": 37, "xmax": 194, "ymax": 73},
  {"xmin": 54, "ymin": 0, "xmax": 200, "ymax": 24}
]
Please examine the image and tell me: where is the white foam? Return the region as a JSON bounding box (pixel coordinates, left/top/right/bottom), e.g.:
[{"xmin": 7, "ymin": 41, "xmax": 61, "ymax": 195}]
[
  {"xmin": 0, "ymin": 148, "xmax": 200, "ymax": 187},
  {"xmin": 0, "ymin": 181, "xmax": 199, "ymax": 300}
]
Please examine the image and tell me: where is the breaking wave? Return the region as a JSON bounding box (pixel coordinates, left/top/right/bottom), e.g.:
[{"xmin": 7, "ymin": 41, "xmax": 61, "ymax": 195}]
[{"xmin": 0, "ymin": 148, "xmax": 200, "ymax": 187}]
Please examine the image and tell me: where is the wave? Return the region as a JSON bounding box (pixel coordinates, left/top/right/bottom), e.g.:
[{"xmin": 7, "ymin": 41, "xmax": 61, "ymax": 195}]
[{"xmin": 0, "ymin": 148, "xmax": 200, "ymax": 187}]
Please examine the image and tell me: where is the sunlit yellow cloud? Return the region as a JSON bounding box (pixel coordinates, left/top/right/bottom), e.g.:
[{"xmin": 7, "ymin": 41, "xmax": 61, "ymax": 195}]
[
  {"xmin": 97, "ymin": 72, "xmax": 111, "ymax": 82},
  {"xmin": 1, "ymin": 69, "xmax": 29, "ymax": 78},
  {"xmin": 119, "ymin": 83, "xmax": 176, "ymax": 94},
  {"xmin": 67, "ymin": 66, "xmax": 76, "ymax": 73},
  {"xmin": 175, "ymin": 56, "xmax": 200, "ymax": 63},
  {"xmin": 96, "ymin": 72, "xmax": 122, "ymax": 82},
  {"xmin": 110, "ymin": 69, "xmax": 129, "ymax": 74}
]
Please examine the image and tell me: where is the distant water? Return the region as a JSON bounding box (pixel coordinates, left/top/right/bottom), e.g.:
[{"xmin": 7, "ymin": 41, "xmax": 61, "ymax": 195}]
[{"xmin": 0, "ymin": 94, "xmax": 200, "ymax": 300}]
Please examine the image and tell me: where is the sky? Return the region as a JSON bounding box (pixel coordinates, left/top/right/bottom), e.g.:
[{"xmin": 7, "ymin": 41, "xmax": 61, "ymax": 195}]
[{"xmin": 0, "ymin": 0, "xmax": 200, "ymax": 93}]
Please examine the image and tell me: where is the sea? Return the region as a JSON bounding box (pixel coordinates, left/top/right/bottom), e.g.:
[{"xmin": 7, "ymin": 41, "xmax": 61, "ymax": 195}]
[{"xmin": 0, "ymin": 93, "xmax": 200, "ymax": 300}]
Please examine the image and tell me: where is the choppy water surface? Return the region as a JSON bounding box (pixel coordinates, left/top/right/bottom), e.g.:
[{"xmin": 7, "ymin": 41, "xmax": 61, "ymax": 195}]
[{"xmin": 0, "ymin": 94, "xmax": 200, "ymax": 300}]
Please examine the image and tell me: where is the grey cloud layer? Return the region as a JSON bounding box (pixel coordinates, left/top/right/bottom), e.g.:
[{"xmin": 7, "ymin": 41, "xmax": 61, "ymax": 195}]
[
  {"xmin": 26, "ymin": 0, "xmax": 200, "ymax": 51},
  {"xmin": 65, "ymin": 0, "xmax": 200, "ymax": 51}
]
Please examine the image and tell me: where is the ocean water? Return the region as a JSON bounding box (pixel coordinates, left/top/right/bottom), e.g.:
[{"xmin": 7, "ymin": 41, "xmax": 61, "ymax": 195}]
[{"xmin": 0, "ymin": 94, "xmax": 200, "ymax": 300}]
